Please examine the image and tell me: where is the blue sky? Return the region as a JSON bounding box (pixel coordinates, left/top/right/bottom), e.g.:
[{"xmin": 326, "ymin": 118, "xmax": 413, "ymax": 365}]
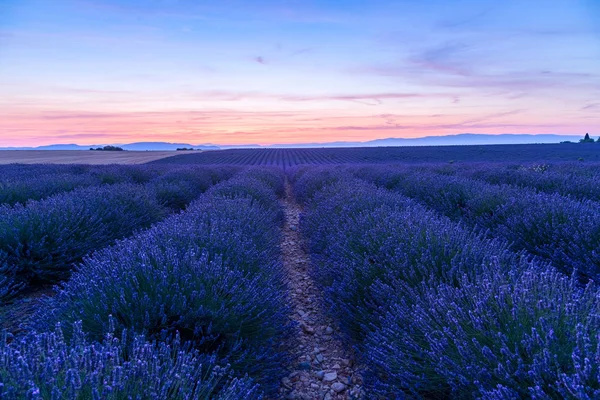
[{"xmin": 1, "ymin": 0, "xmax": 599, "ymax": 145}]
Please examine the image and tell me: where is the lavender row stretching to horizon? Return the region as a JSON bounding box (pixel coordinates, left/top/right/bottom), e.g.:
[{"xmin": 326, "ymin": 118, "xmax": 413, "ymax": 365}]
[
  {"xmin": 292, "ymin": 163, "xmax": 600, "ymax": 398},
  {"xmin": 0, "ymin": 154, "xmax": 599, "ymax": 398},
  {"xmin": 151, "ymin": 143, "xmax": 600, "ymax": 167}
]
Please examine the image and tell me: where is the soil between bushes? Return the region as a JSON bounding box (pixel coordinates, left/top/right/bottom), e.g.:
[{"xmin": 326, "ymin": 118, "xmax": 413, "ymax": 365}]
[{"xmin": 278, "ymin": 181, "xmax": 363, "ymax": 400}]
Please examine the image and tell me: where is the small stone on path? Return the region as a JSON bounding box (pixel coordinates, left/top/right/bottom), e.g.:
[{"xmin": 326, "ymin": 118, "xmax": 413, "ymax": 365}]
[
  {"xmin": 301, "ymin": 323, "xmax": 315, "ymax": 334},
  {"xmin": 323, "ymin": 372, "xmax": 337, "ymax": 382},
  {"xmin": 332, "ymin": 382, "xmax": 346, "ymax": 393},
  {"xmin": 298, "ymin": 362, "xmax": 311, "ymax": 370}
]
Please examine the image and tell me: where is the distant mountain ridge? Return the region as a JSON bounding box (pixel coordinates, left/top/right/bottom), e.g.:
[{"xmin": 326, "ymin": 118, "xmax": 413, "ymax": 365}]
[
  {"xmin": 0, "ymin": 134, "xmax": 585, "ymax": 151},
  {"xmin": 0, "ymin": 142, "xmax": 221, "ymax": 151}
]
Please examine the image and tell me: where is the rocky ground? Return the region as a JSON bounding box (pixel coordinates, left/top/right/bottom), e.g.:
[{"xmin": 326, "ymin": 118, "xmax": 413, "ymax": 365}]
[{"xmin": 278, "ymin": 182, "xmax": 364, "ymax": 400}]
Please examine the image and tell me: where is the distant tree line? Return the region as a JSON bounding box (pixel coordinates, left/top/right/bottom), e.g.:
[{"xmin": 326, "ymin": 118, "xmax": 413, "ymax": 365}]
[
  {"xmin": 560, "ymin": 133, "xmax": 599, "ymax": 144},
  {"xmin": 89, "ymin": 146, "xmax": 124, "ymax": 151},
  {"xmin": 176, "ymin": 148, "xmax": 197, "ymax": 151},
  {"xmin": 579, "ymin": 133, "xmax": 599, "ymax": 143}
]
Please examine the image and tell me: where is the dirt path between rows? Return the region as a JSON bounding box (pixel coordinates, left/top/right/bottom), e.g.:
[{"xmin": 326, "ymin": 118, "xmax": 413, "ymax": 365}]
[{"xmin": 278, "ymin": 181, "xmax": 363, "ymax": 400}]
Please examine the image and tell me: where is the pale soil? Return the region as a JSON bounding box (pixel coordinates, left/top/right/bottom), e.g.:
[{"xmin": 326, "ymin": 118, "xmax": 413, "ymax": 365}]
[
  {"xmin": 0, "ymin": 150, "xmax": 179, "ymax": 164},
  {"xmin": 279, "ymin": 182, "xmax": 363, "ymax": 400}
]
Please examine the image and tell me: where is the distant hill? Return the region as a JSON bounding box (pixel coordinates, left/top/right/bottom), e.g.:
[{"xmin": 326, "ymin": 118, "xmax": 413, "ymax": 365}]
[
  {"xmin": 267, "ymin": 134, "xmax": 584, "ymax": 148},
  {"xmin": 0, "ymin": 142, "xmax": 220, "ymax": 151},
  {"xmin": 362, "ymin": 134, "xmax": 584, "ymax": 146},
  {"xmin": 0, "ymin": 134, "xmax": 586, "ymax": 150}
]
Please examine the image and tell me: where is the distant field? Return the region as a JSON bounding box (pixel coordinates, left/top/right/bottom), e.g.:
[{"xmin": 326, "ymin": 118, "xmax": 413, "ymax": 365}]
[
  {"xmin": 151, "ymin": 143, "xmax": 600, "ymax": 167},
  {"xmin": 0, "ymin": 150, "xmax": 179, "ymax": 164}
]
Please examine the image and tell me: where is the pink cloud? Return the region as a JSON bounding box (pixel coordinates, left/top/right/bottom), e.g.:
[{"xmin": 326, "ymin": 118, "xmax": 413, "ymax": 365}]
[{"xmin": 1, "ymin": 103, "xmax": 594, "ymax": 147}]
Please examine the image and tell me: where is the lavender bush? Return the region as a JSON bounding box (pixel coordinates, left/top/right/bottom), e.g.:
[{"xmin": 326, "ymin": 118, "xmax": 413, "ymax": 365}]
[
  {"xmin": 89, "ymin": 165, "xmax": 165, "ymax": 185},
  {"xmin": 0, "ymin": 276, "xmax": 22, "ymax": 304},
  {"xmin": 0, "ymin": 167, "xmax": 234, "ymax": 302},
  {"xmin": 34, "ymin": 170, "xmax": 290, "ymax": 395},
  {"xmin": 0, "ymin": 184, "xmax": 167, "ymax": 302},
  {"xmin": 456, "ymin": 162, "xmax": 600, "ymax": 202},
  {"xmin": 238, "ymin": 167, "xmax": 285, "ymax": 197},
  {"xmin": 491, "ymin": 192, "xmax": 600, "ymax": 281},
  {"xmin": 149, "ymin": 166, "xmax": 235, "ymax": 210},
  {"xmin": 290, "ymin": 166, "xmax": 352, "ymax": 205},
  {"xmin": 354, "ymin": 166, "xmax": 600, "ymax": 281},
  {"xmin": 301, "ymin": 177, "xmax": 529, "ymax": 339},
  {"xmin": 207, "ymin": 169, "xmax": 286, "ymax": 217},
  {"xmin": 0, "ymin": 164, "xmax": 168, "ymax": 206},
  {"xmin": 295, "ymin": 169, "xmax": 600, "ymax": 398},
  {"xmin": 0, "ymin": 320, "xmax": 263, "ymax": 399},
  {"xmin": 0, "ymin": 173, "xmax": 98, "ymax": 206},
  {"xmin": 364, "ymin": 267, "xmax": 600, "ymax": 399}
]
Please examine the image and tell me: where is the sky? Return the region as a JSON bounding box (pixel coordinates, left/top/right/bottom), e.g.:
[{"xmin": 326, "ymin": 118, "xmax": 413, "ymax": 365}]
[{"xmin": 1, "ymin": 0, "xmax": 599, "ymax": 146}]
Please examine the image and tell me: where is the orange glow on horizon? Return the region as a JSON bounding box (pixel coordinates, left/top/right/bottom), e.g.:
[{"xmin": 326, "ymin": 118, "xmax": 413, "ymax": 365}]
[{"xmin": 1, "ymin": 106, "xmax": 589, "ymax": 147}]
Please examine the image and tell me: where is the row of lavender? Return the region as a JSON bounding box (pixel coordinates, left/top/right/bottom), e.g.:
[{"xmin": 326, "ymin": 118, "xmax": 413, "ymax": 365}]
[
  {"xmin": 293, "ymin": 167, "xmax": 600, "ymax": 399},
  {"xmin": 0, "ymin": 164, "xmax": 171, "ymax": 206},
  {"xmin": 152, "ymin": 148, "xmax": 362, "ymax": 168},
  {"xmin": 418, "ymin": 162, "xmax": 600, "ymax": 203},
  {"xmin": 0, "ymin": 166, "xmax": 238, "ymax": 302},
  {"xmin": 1, "ymin": 168, "xmax": 291, "ymax": 398},
  {"xmin": 353, "ymin": 165, "xmax": 600, "ymax": 282},
  {"xmin": 153, "ymin": 146, "xmax": 600, "ymax": 166}
]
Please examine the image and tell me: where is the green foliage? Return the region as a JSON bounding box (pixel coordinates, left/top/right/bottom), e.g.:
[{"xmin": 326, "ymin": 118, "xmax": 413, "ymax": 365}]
[{"xmin": 90, "ymin": 145, "xmax": 124, "ymax": 151}]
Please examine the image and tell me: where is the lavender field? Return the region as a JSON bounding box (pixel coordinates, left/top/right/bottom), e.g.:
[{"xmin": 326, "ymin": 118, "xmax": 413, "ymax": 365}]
[
  {"xmin": 152, "ymin": 143, "xmax": 600, "ymax": 167},
  {"xmin": 1, "ymin": 151, "xmax": 599, "ymax": 399}
]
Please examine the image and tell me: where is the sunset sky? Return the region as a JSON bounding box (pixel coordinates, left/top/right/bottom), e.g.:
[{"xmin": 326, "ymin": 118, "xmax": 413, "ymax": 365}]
[{"xmin": 1, "ymin": 0, "xmax": 599, "ymax": 146}]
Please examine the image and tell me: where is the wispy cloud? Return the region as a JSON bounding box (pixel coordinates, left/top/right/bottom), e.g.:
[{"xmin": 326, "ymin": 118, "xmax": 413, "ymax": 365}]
[
  {"xmin": 353, "ymin": 63, "xmax": 600, "ymax": 95},
  {"xmin": 51, "ymin": 87, "xmax": 133, "ymax": 95},
  {"xmin": 44, "ymin": 132, "xmax": 127, "ymax": 139},
  {"xmin": 290, "ymin": 48, "xmax": 311, "ymax": 57},
  {"xmin": 282, "ymin": 92, "xmax": 430, "ymax": 105},
  {"xmin": 582, "ymin": 103, "xmax": 600, "ymax": 111},
  {"xmin": 460, "ymin": 109, "xmax": 524, "ymax": 125},
  {"xmin": 437, "ymin": 9, "xmax": 491, "ymax": 29},
  {"xmin": 410, "ymin": 42, "xmax": 474, "ymax": 76},
  {"xmin": 39, "ymin": 112, "xmax": 127, "ymax": 120},
  {"xmin": 178, "ymin": 90, "xmax": 445, "ymax": 105}
]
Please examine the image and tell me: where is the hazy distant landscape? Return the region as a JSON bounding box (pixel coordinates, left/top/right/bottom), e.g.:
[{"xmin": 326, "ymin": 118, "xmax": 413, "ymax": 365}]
[
  {"xmin": 0, "ymin": 133, "xmax": 586, "ymax": 151},
  {"xmin": 3, "ymin": 142, "xmax": 599, "ymax": 165}
]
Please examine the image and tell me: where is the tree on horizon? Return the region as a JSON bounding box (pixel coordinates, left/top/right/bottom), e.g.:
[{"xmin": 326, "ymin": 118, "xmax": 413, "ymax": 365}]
[{"xmin": 580, "ymin": 133, "xmax": 595, "ymax": 143}]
